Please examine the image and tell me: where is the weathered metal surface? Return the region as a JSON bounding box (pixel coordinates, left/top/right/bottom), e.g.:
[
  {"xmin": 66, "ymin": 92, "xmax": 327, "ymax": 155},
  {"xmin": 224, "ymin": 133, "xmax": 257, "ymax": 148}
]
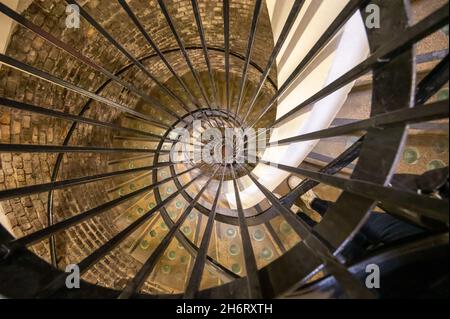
[{"xmin": 0, "ymin": 0, "xmax": 448, "ymax": 299}]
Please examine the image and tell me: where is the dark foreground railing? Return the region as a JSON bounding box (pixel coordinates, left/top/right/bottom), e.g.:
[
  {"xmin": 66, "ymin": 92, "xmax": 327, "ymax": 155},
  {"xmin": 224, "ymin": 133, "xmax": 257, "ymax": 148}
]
[{"xmin": 0, "ymin": 0, "xmax": 448, "ymax": 299}]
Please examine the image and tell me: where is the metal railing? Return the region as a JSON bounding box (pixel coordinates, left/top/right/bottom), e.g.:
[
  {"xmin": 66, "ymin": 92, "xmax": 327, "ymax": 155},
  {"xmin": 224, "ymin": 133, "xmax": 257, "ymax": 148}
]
[{"xmin": 0, "ymin": 0, "xmax": 448, "ymax": 299}]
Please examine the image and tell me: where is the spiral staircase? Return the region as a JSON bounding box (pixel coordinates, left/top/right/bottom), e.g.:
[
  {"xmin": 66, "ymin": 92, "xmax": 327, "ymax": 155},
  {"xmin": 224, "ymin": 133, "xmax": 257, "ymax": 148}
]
[{"xmin": 0, "ymin": 0, "xmax": 448, "ymax": 298}]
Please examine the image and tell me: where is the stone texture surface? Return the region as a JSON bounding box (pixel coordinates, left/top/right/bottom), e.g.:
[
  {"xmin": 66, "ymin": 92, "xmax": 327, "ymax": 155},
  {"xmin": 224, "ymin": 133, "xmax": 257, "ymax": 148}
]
[
  {"xmin": 2, "ymin": 0, "xmax": 446, "ymax": 295},
  {"xmin": 0, "ymin": 0, "xmax": 276, "ymax": 291}
]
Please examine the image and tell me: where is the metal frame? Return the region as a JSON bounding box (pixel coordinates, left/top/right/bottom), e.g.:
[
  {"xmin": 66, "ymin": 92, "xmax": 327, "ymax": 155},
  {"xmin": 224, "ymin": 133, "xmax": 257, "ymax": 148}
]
[{"xmin": 0, "ymin": 0, "xmax": 448, "ymax": 299}]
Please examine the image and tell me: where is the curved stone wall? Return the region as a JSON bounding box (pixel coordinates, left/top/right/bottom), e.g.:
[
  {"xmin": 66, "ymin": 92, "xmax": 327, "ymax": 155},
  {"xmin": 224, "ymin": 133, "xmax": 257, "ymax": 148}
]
[{"xmin": 0, "ymin": 0, "xmax": 276, "ymax": 291}]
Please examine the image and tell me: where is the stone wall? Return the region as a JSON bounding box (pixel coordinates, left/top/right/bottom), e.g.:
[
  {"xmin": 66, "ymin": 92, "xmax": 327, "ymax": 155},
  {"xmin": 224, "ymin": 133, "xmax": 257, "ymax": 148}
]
[{"xmin": 0, "ymin": 0, "xmax": 276, "ymax": 291}]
